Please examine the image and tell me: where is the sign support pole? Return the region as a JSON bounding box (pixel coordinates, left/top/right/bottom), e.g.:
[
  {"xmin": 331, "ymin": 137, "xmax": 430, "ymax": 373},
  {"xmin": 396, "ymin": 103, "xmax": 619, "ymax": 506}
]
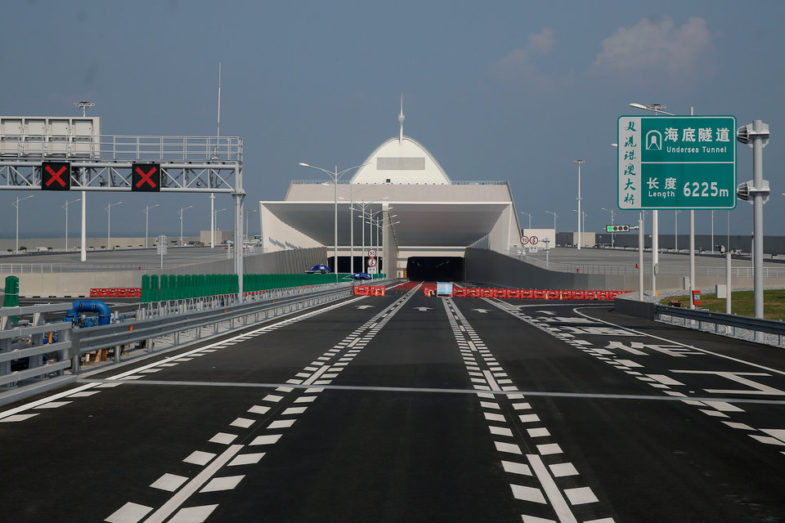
[
  {"xmin": 80, "ymin": 188, "xmax": 87, "ymax": 262},
  {"xmin": 726, "ymin": 249, "xmax": 732, "ymax": 314},
  {"xmin": 689, "ymin": 210, "xmax": 695, "ymax": 309},
  {"xmin": 638, "ymin": 212, "xmax": 644, "ymax": 300},
  {"xmin": 752, "ymin": 120, "xmax": 766, "ymax": 318}
]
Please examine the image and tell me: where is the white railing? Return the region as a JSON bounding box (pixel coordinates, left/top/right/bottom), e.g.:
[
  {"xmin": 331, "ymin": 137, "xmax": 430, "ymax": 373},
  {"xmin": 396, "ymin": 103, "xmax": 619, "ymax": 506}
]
[{"xmin": 0, "ymin": 135, "xmax": 242, "ymax": 163}]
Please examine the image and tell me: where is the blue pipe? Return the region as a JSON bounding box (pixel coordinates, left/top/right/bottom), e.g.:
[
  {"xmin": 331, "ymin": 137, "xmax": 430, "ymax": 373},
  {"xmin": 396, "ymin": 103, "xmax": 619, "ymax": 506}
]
[{"xmin": 65, "ymin": 300, "xmax": 111, "ymax": 326}]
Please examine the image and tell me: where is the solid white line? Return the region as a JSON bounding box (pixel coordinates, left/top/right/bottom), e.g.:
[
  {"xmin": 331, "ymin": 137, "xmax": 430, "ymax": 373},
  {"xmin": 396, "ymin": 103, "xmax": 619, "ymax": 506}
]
[
  {"xmin": 0, "ymin": 382, "xmax": 98, "ymax": 420},
  {"xmin": 483, "ymin": 370, "xmax": 501, "ymax": 391},
  {"xmin": 302, "ymin": 365, "xmax": 331, "ymax": 386},
  {"xmin": 144, "ymin": 444, "xmax": 243, "ymax": 523},
  {"xmin": 527, "ymin": 453, "xmax": 577, "ymax": 523}
]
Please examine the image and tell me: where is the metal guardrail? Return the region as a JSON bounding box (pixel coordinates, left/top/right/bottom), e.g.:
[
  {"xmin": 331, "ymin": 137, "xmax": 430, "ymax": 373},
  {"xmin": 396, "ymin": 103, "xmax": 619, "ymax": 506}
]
[
  {"xmin": 0, "ymin": 284, "xmax": 356, "ymax": 406},
  {"xmin": 656, "ymin": 304, "xmax": 785, "ymax": 347}
]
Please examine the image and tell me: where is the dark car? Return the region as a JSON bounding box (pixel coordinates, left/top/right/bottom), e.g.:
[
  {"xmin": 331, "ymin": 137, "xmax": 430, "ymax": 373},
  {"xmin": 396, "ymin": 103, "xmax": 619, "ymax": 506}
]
[
  {"xmin": 350, "ymin": 272, "xmax": 372, "ymax": 280},
  {"xmin": 306, "ymin": 264, "xmax": 331, "ymax": 274}
]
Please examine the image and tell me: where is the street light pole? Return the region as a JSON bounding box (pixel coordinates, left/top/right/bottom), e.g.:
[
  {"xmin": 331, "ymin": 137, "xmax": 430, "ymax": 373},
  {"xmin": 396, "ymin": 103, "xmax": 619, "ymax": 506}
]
[
  {"xmin": 179, "ymin": 205, "xmax": 193, "ymax": 246},
  {"xmin": 106, "ymin": 201, "xmax": 123, "ymax": 250},
  {"xmin": 519, "ymin": 211, "xmax": 532, "ymax": 230},
  {"xmin": 545, "ymin": 210, "xmax": 558, "ymax": 231},
  {"xmin": 674, "ymin": 210, "xmax": 680, "ymax": 252},
  {"xmin": 299, "ymin": 162, "xmax": 365, "ymax": 282},
  {"xmin": 63, "ymin": 197, "xmax": 81, "ymax": 251},
  {"xmin": 602, "ymin": 207, "xmax": 615, "ymax": 247},
  {"xmin": 13, "ymin": 195, "xmax": 34, "ymax": 253},
  {"xmin": 574, "ymin": 160, "xmax": 583, "ymax": 249},
  {"xmin": 144, "ymin": 203, "xmax": 160, "ymax": 249}
]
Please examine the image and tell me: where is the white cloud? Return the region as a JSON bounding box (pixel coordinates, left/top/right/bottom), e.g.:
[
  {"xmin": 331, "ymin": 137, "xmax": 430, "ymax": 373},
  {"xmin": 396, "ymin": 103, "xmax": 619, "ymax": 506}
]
[
  {"xmin": 493, "ymin": 28, "xmax": 557, "ymax": 89},
  {"xmin": 594, "ymin": 17, "xmax": 712, "ymax": 75}
]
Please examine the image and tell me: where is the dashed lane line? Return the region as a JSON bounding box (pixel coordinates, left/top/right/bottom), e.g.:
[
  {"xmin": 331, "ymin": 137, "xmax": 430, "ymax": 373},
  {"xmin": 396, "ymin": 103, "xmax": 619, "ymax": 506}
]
[
  {"xmin": 105, "ymin": 285, "xmax": 421, "ymax": 523},
  {"xmin": 0, "ymin": 295, "xmax": 368, "ymax": 423},
  {"xmin": 443, "ymin": 297, "xmax": 613, "ymax": 523}
]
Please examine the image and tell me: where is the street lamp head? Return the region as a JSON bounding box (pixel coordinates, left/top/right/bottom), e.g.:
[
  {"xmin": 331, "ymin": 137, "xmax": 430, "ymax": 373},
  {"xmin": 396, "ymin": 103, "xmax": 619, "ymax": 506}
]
[
  {"xmin": 574, "ymin": 159, "xmax": 584, "ymax": 165},
  {"xmin": 298, "ymin": 162, "xmax": 310, "ymax": 168},
  {"xmin": 628, "ymin": 102, "xmax": 649, "ymax": 111}
]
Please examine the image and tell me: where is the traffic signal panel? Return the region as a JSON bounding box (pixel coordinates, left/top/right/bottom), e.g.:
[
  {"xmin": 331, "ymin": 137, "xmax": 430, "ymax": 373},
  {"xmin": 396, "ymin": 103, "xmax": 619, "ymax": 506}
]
[
  {"xmin": 606, "ymin": 225, "xmax": 631, "ymax": 232},
  {"xmin": 41, "ymin": 162, "xmax": 70, "ymax": 190},
  {"xmin": 132, "ymin": 163, "xmax": 161, "ymax": 192}
]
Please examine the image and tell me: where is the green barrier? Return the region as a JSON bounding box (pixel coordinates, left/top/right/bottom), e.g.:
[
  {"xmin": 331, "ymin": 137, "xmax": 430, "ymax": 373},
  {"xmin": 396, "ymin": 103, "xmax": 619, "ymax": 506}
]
[{"xmin": 3, "ymin": 276, "xmax": 20, "ymax": 322}]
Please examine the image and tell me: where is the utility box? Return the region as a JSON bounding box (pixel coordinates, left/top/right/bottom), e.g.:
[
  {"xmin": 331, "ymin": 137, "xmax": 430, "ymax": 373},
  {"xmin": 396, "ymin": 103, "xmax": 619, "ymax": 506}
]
[
  {"xmin": 682, "ymin": 277, "xmax": 690, "ymax": 290},
  {"xmin": 716, "ymin": 284, "xmax": 727, "ymax": 299}
]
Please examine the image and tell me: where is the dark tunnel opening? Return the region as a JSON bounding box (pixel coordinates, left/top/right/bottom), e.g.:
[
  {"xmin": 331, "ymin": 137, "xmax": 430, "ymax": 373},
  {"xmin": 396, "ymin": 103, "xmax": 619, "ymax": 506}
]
[{"xmin": 406, "ymin": 257, "xmax": 464, "ymax": 282}]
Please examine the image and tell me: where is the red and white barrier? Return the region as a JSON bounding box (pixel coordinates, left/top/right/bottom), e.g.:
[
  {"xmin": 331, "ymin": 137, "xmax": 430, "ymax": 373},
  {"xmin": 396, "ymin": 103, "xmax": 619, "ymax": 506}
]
[
  {"xmin": 90, "ymin": 288, "xmax": 142, "ymax": 298},
  {"xmin": 433, "ymin": 287, "xmax": 630, "ymax": 300},
  {"xmin": 353, "ymin": 285, "xmax": 386, "ymax": 297}
]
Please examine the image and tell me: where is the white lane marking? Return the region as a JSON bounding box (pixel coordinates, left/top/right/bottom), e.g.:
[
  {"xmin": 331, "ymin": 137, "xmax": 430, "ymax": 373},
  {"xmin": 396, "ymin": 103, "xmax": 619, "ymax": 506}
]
[
  {"xmin": 230, "ymin": 417, "xmax": 255, "ymax": 429},
  {"xmin": 184, "ymin": 451, "xmax": 215, "ymax": 466},
  {"xmin": 0, "ymin": 382, "xmax": 97, "ymax": 420},
  {"xmin": 282, "ymin": 406, "xmax": 308, "ymax": 415},
  {"xmin": 106, "ymin": 502, "xmax": 153, "ymax": 523},
  {"xmin": 760, "ymin": 428, "xmax": 785, "ymax": 443},
  {"xmin": 519, "ymin": 414, "xmax": 541, "ymax": 423},
  {"xmin": 248, "ymin": 405, "xmax": 270, "ymax": 415},
  {"xmin": 0, "ymin": 413, "xmax": 39, "ymax": 423},
  {"xmin": 549, "ymin": 462, "xmax": 578, "ymax": 477},
  {"xmin": 490, "ymin": 426, "xmax": 514, "ymax": 437},
  {"xmin": 294, "ymin": 396, "xmax": 317, "ymax": 403},
  {"xmin": 168, "ymin": 504, "xmax": 217, "ymax": 523},
  {"xmin": 482, "ymin": 370, "xmax": 501, "ymax": 391},
  {"xmin": 574, "ymin": 307, "xmax": 785, "ymax": 377},
  {"xmin": 268, "ymin": 419, "xmax": 296, "ymax": 429},
  {"xmin": 704, "ymin": 401, "xmax": 744, "ymax": 412},
  {"xmin": 527, "ymin": 454, "xmax": 578, "ymax": 523},
  {"xmin": 150, "ymin": 473, "xmax": 189, "ymax": 492},
  {"xmin": 68, "ymin": 390, "xmax": 101, "ymax": 398},
  {"xmin": 250, "ymin": 434, "xmax": 282, "ymax": 446},
  {"xmin": 495, "ymin": 441, "xmax": 523, "ymax": 454},
  {"xmin": 564, "ymin": 486, "xmax": 599, "ymax": 506},
  {"xmin": 302, "ymin": 365, "xmax": 331, "ymax": 386},
  {"xmin": 527, "ymin": 428, "xmax": 551, "ymax": 438},
  {"xmin": 228, "ymin": 453, "xmax": 264, "ymax": 466},
  {"xmin": 262, "ymin": 394, "xmax": 283, "ymax": 403},
  {"xmin": 510, "ymin": 484, "xmax": 546, "ymax": 504},
  {"xmin": 502, "ymin": 460, "xmax": 532, "ymax": 476},
  {"xmin": 33, "ymin": 401, "xmax": 71, "ymax": 409},
  {"xmin": 208, "ymin": 433, "xmax": 237, "ymax": 445},
  {"xmin": 537, "ymin": 443, "xmax": 563, "ymax": 456},
  {"xmin": 143, "ymin": 444, "xmax": 243, "ymax": 523},
  {"xmin": 200, "ymin": 475, "xmax": 244, "ymax": 493}
]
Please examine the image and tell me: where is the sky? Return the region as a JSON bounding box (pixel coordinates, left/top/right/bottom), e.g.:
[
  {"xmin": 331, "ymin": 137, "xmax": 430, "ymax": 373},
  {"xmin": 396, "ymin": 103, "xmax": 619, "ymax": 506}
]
[{"xmin": 1, "ymin": 0, "xmax": 784, "ymax": 240}]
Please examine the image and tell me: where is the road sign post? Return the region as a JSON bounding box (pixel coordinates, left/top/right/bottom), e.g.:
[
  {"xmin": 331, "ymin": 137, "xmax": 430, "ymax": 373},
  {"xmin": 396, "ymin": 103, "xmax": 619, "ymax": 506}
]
[{"xmin": 618, "ymin": 116, "xmax": 736, "ymax": 210}]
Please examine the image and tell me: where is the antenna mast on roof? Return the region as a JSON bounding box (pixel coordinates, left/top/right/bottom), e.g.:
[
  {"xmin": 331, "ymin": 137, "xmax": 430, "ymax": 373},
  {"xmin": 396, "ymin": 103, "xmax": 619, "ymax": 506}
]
[{"xmin": 398, "ymin": 94, "xmax": 405, "ymax": 143}]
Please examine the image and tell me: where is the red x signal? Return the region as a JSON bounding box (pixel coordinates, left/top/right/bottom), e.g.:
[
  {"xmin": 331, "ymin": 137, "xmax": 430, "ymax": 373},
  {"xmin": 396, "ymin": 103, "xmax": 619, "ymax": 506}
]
[
  {"xmin": 135, "ymin": 166, "xmax": 158, "ymax": 188},
  {"xmin": 132, "ymin": 163, "xmax": 161, "ymax": 192},
  {"xmin": 45, "ymin": 165, "xmax": 67, "ymax": 187},
  {"xmin": 41, "ymin": 162, "xmax": 71, "ymax": 191}
]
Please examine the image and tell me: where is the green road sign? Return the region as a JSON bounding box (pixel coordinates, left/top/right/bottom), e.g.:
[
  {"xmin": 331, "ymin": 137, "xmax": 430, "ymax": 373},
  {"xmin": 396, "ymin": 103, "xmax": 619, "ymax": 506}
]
[{"xmin": 618, "ymin": 116, "xmax": 736, "ymax": 210}]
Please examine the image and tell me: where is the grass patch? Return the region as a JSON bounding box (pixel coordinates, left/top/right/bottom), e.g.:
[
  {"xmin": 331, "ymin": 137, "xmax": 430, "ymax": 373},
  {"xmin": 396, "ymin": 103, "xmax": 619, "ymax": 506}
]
[{"xmin": 661, "ymin": 289, "xmax": 785, "ymax": 321}]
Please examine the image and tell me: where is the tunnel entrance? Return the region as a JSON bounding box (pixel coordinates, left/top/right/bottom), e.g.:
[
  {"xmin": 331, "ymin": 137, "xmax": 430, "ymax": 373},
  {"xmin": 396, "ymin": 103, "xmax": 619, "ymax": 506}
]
[{"xmin": 406, "ymin": 257, "xmax": 464, "ymax": 282}]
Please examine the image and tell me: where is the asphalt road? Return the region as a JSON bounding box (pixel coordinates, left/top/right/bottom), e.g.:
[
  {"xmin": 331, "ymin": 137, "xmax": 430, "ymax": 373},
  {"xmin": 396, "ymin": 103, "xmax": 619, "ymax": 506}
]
[{"xmin": 1, "ymin": 285, "xmax": 784, "ymax": 522}]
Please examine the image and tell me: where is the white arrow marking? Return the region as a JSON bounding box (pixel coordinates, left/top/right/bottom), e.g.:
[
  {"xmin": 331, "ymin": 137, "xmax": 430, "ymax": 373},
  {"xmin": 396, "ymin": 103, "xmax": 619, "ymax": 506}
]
[
  {"xmin": 414, "ymin": 307, "xmax": 432, "ymax": 312},
  {"xmin": 473, "ymin": 309, "xmax": 489, "ymax": 314},
  {"xmin": 356, "ymin": 305, "xmax": 374, "ymax": 310}
]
